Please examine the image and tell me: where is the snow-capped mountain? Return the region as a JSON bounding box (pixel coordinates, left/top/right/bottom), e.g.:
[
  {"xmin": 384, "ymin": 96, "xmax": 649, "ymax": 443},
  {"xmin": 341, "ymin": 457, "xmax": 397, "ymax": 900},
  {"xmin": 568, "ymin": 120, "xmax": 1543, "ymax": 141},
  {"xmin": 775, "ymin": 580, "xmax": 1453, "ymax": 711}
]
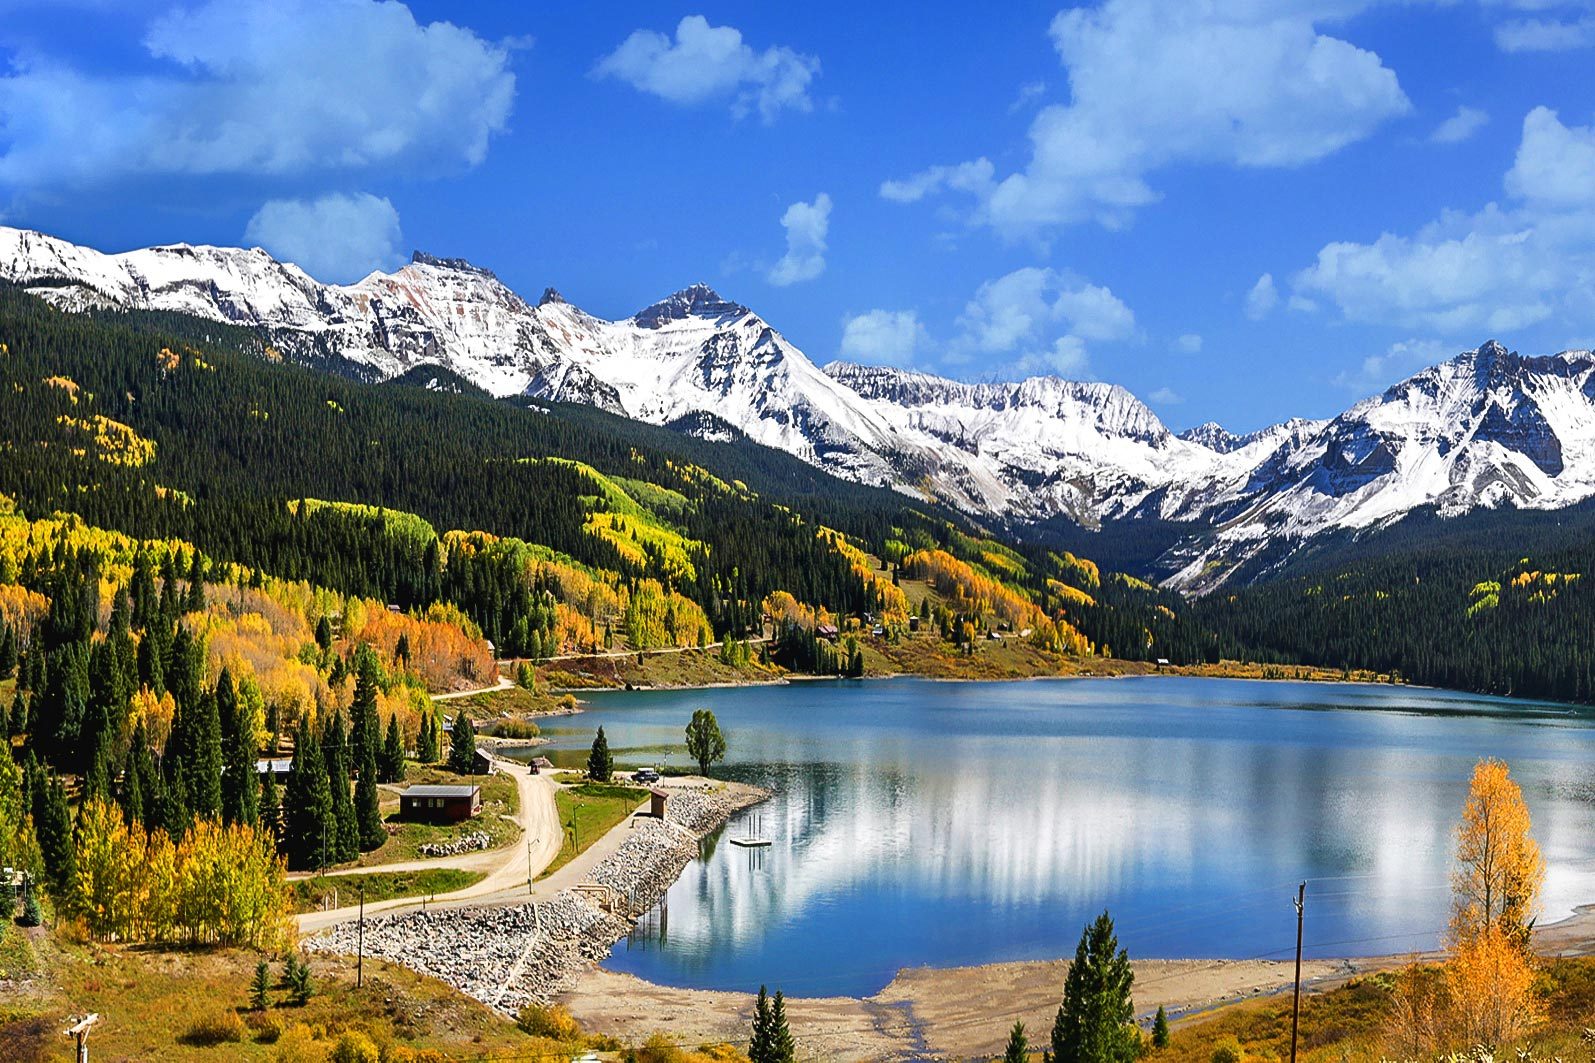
[
  {"xmin": 4, "ymin": 225, "xmax": 1594, "ymax": 593},
  {"xmin": 1161, "ymin": 341, "xmax": 1595, "ymax": 591}
]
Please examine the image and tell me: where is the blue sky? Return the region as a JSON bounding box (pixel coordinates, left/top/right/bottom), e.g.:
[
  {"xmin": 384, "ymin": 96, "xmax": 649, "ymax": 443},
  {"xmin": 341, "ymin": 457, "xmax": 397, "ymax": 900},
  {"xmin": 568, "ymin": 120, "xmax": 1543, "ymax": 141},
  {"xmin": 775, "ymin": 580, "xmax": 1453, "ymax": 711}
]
[{"xmin": 2, "ymin": 1, "xmax": 1594, "ymax": 432}]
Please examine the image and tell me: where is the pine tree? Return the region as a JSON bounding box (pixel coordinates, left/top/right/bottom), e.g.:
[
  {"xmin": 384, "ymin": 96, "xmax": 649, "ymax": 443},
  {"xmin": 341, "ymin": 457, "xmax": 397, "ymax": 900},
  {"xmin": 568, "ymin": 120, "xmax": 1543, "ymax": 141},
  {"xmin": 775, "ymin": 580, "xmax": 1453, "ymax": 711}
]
[
  {"xmin": 355, "ymin": 736, "xmax": 384, "ymax": 851},
  {"xmin": 0, "ymin": 624, "xmax": 15, "ymax": 680},
  {"xmin": 1152, "ymin": 1006, "xmax": 1169, "ymax": 1049},
  {"xmin": 324, "ymin": 710, "xmax": 358, "ymax": 862},
  {"xmin": 587, "ymin": 726, "xmax": 613, "ymax": 782},
  {"xmin": 768, "ymin": 990, "xmax": 795, "ymax": 1063},
  {"xmin": 188, "ymin": 691, "xmax": 223, "ymax": 820},
  {"xmin": 218, "ymin": 669, "xmax": 257, "ymax": 826},
  {"xmin": 380, "ymin": 714, "xmax": 405, "ymax": 783},
  {"xmin": 1004, "ymin": 1020, "xmax": 1030, "ymax": 1063},
  {"xmin": 446, "ymin": 710, "xmax": 476, "ymax": 775},
  {"xmin": 250, "ymin": 959, "xmax": 272, "ymax": 1010},
  {"xmin": 34, "ymin": 770, "xmax": 74, "ymax": 901},
  {"xmin": 1052, "ymin": 911, "xmax": 1138, "ymax": 1063},
  {"xmin": 185, "ymin": 549, "xmax": 206, "ymax": 613},
  {"xmin": 315, "ymin": 615, "xmax": 333, "ymax": 653},
  {"xmin": 749, "ymin": 985, "xmax": 772, "ymax": 1063},
  {"xmin": 259, "ymin": 764, "xmax": 281, "ymax": 843},
  {"xmin": 415, "ymin": 709, "xmax": 438, "ymax": 764},
  {"xmin": 284, "ymin": 720, "xmax": 333, "ymax": 871}
]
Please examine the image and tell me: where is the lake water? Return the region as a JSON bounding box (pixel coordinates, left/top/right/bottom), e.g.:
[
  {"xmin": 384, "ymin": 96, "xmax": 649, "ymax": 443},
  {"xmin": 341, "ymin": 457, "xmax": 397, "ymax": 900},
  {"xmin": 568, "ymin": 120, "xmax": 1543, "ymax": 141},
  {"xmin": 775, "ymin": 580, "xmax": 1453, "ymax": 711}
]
[{"xmin": 521, "ymin": 676, "xmax": 1595, "ymax": 997}]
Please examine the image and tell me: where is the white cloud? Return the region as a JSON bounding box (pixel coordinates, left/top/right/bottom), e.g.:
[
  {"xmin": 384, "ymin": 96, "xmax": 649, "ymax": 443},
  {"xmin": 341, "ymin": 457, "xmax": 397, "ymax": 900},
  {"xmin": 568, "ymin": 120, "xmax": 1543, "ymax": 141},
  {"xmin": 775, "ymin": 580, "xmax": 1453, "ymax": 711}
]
[
  {"xmin": 953, "ymin": 266, "xmax": 1136, "ymax": 378},
  {"xmin": 1009, "ymin": 80, "xmax": 1048, "ymax": 113},
  {"xmin": 593, "ymin": 15, "xmax": 818, "ymax": 123},
  {"xmin": 1495, "ymin": 14, "xmax": 1595, "ymax": 51},
  {"xmin": 1504, "ymin": 105, "xmax": 1595, "ymax": 205},
  {"xmin": 1245, "ymin": 273, "xmax": 1279, "ymax": 319},
  {"xmin": 839, "ymin": 310, "xmax": 925, "ymax": 366},
  {"xmin": 879, "ymin": 159, "xmax": 995, "ymax": 204},
  {"xmin": 1332, "ymin": 337, "xmax": 1452, "ymax": 391},
  {"xmin": 0, "ymin": 0, "xmax": 515, "ymax": 192},
  {"xmin": 1148, "ymin": 386, "xmax": 1183, "ymax": 404},
  {"xmin": 767, "ymin": 193, "xmax": 831, "ymax": 286},
  {"xmin": 1293, "ymin": 107, "xmax": 1595, "ymax": 334},
  {"xmin": 244, "ymin": 192, "xmax": 402, "ymax": 283},
  {"xmin": 1430, "ymin": 106, "xmax": 1489, "ymax": 144},
  {"xmin": 882, "ymin": 1, "xmax": 1409, "ymax": 239},
  {"xmin": 1172, "ymin": 333, "xmax": 1204, "ymax": 354}
]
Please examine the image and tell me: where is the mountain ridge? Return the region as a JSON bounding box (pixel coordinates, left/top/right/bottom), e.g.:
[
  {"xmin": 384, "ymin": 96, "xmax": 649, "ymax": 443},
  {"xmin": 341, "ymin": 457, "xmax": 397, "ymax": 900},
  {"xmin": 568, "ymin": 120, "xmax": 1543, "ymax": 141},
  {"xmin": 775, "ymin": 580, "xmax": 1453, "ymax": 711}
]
[{"xmin": 4, "ymin": 223, "xmax": 1592, "ymax": 593}]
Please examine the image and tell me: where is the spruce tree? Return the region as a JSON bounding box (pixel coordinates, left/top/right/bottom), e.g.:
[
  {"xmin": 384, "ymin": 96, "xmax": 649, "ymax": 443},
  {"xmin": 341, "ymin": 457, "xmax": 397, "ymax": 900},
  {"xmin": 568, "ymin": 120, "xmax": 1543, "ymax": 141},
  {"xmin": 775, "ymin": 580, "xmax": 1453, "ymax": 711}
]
[
  {"xmin": 587, "ymin": 726, "xmax": 613, "ymax": 782},
  {"xmin": 250, "ymin": 959, "xmax": 272, "ymax": 1010},
  {"xmin": 315, "ymin": 616, "xmax": 333, "ymax": 653},
  {"xmin": 34, "ymin": 770, "xmax": 74, "ymax": 901},
  {"xmin": 284, "ymin": 720, "xmax": 333, "ymax": 871},
  {"xmin": 768, "ymin": 990, "xmax": 795, "ymax": 1063},
  {"xmin": 188, "ymin": 691, "xmax": 223, "ymax": 820},
  {"xmin": 218, "ymin": 670, "xmax": 257, "ymax": 826},
  {"xmin": 185, "ymin": 550, "xmax": 205, "ymax": 613},
  {"xmin": 118, "ymin": 748, "xmax": 145, "ymax": 827},
  {"xmin": 354, "ymin": 730, "xmax": 384, "ymax": 851},
  {"xmin": 1052, "ymin": 911, "xmax": 1138, "ymax": 1063},
  {"xmin": 1152, "ymin": 1005, "xmax": 1169, "ymax": 1049},
  {"xmin": 1004, "ymin": 1020, "xmax": 1030, "ymax": 1063},
  {"xmin": 417, "ymin": 709, "xmax": 438, "ymax": 764},
  {"xmin": 749, "ymin": 985, "xmax": 772, "ymax": 1063},
  {"xmin": 380, "ymin": 713, "xmax": 405, "ymax": 783},
  {"xmin": 446, "ymin": 710, "xmax": 476, "ymax": 775},
  {"xmin": 160, "ymin": 753, "xmax": 193, "ymax": 839},
  {"xmin": 259, "ymin": 764, "xmax": 281, "ymax": 843},
  {"xmin": 324, "ymin": 710, "xmax": 358, "ymax": 862},
  {"xmin": 0, "ymin": 624, "xmax": 15, "ymax": 680}
]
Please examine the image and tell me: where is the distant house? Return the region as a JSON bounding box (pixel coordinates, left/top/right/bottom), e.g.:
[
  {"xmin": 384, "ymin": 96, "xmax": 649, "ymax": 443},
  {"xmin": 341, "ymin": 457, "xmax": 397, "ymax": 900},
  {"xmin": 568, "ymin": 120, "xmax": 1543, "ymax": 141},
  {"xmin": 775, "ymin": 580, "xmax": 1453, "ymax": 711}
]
[
  {"xmin": 255, "ymin": 758, "xmax": 292, "ymax": 778},
  {"xmin": 1155, "ymin": 658, "xmax": 1171, "ymax": 668},
  {"xmin": 473, "ymin": 748, "xmax": 496, "ymax": 775},
  {"xmin": 400, "ymin": 784, "xmax": 481, "ymax": 823},
  {"xmin": 816, "ymin": 623, "xmax": 839, "ymax": 642}
]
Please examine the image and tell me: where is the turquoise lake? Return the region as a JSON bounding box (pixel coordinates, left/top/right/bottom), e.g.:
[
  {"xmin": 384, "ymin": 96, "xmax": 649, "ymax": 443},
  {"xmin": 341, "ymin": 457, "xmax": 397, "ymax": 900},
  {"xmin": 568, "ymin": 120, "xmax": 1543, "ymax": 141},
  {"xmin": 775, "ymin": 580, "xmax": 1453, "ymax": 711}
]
[{"xmin": 523, "ymin": 676, "xmax": 1595, "ymax": 997}]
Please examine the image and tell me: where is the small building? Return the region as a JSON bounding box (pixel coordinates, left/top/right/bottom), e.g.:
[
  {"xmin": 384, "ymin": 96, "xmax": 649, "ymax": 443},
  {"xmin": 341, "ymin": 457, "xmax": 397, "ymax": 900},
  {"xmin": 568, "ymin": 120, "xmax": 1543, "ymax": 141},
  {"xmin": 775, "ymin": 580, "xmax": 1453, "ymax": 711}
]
[
  {"xmin": 816, "ymin": 623, "xmax": 839, "ymax": 642},
  {"xmin": 649, "ymin": 788, "xmax": 669, "ymax": 819},
  {"xmin": 255, "ymin": 758, "xmax": 292, "ymax": 778},
  {"xmin": 474, "ymin": 748, "xmax": 496, "ymax": 775},
  {"xmin": 400, "ymin": 784, "xmax": 481, "ymax": 823}
]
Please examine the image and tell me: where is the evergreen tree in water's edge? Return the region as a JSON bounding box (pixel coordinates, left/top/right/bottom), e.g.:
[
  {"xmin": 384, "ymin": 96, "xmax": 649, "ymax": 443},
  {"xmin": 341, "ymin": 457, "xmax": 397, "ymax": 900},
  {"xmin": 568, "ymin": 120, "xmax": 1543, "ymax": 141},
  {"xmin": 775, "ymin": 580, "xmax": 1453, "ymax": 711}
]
[{"xmin": 1052, "ymin": 910, "xmax": 1138, "ymax": 1063}]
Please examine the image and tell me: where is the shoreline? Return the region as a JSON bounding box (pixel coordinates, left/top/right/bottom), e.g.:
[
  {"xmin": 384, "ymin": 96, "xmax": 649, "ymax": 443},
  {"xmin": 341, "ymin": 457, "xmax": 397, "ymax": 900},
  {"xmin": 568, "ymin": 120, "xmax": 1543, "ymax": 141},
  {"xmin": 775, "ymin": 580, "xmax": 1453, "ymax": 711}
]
[
  {"xmin": 306, "ymin": 778, "xmax": 769, "ymax": 1015},
  {"xmin": 558, "ymin": 906, "xmax": 1595, "ymax": 1061}
]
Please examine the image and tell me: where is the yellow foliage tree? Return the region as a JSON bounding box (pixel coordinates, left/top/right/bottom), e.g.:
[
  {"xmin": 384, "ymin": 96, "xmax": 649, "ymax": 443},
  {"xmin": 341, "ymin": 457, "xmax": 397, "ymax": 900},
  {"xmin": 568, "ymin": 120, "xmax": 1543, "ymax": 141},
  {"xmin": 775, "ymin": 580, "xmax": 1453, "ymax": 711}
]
[
  {"xmin": 1451, "ymin": 758, "xmax": 1544, "ymax": 946},
  {"xmin": 1445, "ymin": 924, "xmax": 1542, "ymax": 1046}
]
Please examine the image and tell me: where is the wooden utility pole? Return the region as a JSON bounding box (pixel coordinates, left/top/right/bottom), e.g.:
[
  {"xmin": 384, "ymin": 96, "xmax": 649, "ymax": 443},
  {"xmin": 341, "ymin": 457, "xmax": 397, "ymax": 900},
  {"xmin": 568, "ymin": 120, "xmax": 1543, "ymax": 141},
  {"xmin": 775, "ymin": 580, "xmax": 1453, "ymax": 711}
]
[
  {"xmin": 1290, "ymin": 882, "xmax": 1306, "ymax": 1063},
  {"xmin": 65, "ymin": 1013, "xmax": 99, "ymax": 1063},
  {"xmin": 356, "ymin": 882, "xmax": 366, "ymax": 988}
]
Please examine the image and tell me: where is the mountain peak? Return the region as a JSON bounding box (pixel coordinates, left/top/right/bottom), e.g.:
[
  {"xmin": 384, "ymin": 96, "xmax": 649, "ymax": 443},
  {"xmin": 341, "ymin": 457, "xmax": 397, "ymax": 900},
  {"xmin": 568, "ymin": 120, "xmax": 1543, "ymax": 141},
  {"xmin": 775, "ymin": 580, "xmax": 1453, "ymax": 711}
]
[
  {"xmin": 1179, "ymin": 421, "xmax": 1239, "ymax": 453},
  {"xmin": 633, "ymin": 283, "xmax": 749, "ymax": 329},
  {"xmin": 409, "ymin": 250, "xmax": 497, "ymax": 280},
  {"xmin": 538, "ymin": 287, "xmax": 567, "ymax": 307}
]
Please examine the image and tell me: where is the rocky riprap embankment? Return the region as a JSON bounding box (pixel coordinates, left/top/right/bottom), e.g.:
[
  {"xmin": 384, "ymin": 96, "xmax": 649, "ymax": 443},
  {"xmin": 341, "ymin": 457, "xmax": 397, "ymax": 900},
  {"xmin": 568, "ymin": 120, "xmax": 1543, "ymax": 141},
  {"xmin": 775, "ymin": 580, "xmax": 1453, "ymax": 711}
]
[
  {"xmin": 307, "ymin": 784, "xmax": 762, "ymax": 1013},
  {"xmin": 418, "ymin": 831, "xmax": 491, "ymax": 858}
]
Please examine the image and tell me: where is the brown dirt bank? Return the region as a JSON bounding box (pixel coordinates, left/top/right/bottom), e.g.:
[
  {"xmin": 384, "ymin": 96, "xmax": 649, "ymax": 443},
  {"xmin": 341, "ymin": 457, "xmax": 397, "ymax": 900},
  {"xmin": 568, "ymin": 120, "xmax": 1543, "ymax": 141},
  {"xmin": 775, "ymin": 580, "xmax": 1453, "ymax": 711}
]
[{"xmin": 560, "ymin": 956, "xmax": 1378, "ymax": 1062}]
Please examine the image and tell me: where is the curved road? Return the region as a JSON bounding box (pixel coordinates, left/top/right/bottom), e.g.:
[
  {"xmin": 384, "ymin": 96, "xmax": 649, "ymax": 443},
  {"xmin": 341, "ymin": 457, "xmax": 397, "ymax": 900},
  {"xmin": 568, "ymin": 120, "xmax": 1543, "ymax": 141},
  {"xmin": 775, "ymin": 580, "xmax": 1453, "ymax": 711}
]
[{"xmin": 296, "ymin": 751, "xmax": 560, "ymax": 934}]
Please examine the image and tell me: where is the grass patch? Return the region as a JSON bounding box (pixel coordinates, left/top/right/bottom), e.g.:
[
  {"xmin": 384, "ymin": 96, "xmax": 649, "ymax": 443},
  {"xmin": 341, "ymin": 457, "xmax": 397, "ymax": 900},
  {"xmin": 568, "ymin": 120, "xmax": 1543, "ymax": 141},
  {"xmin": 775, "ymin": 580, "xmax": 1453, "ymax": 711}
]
[
  {"xmin": 539, "ymin": 782, "xmax": 648, "ymax": 879},
  {"xmin": 290, "ymin": 868, "xmax": 484, "ymax": 913},
  {"xmin": 324, "ymin": 765, "xmax": 519, "ymax": 870},
  {"xmin": 0, "ymin": 931, "xmax": 534, "ymax": 1060},
  {"xmin": 452, "ymin": 682, "xmax": 577, "ymax": 718}
]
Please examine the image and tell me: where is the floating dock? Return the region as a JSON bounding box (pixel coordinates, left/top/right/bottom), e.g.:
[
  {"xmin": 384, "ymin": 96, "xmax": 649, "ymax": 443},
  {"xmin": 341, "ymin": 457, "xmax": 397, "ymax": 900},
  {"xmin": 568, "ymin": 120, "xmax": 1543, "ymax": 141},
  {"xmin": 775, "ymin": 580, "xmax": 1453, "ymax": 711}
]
[{"xmin": 729, "ymin": 836, "xmax": 771, "ymax": 848}]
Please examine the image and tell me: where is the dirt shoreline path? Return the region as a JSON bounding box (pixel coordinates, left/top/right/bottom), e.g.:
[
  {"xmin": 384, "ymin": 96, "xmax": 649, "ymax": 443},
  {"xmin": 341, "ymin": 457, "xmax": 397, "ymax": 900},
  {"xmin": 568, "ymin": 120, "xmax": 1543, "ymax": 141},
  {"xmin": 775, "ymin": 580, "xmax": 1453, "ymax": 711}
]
[{"xmin": 561, "ymin": 906, "xmax": 1595, "ymax": 1061}]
